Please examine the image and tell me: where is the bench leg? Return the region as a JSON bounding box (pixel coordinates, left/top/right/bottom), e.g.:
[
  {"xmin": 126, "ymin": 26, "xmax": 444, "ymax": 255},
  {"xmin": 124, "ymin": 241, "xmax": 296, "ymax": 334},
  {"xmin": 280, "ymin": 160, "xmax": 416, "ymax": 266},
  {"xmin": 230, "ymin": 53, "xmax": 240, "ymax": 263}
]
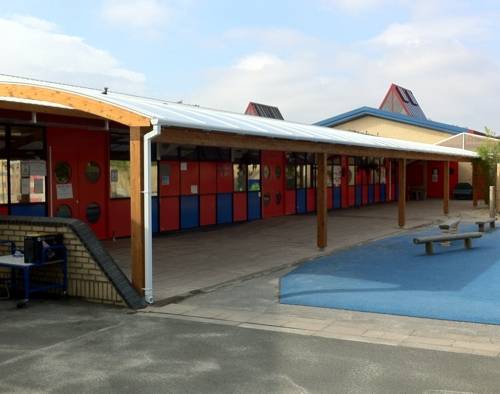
[
  {"xmin": 464, "ymin": 238, "xmax": 472, "ymax": 249},
  {"xmin": 425, "ymin": 242, "xmax": 433, "ymax": 255},
  {"xmin": 478, "ymin": 223, "xmax": 485, "ymax": 232}
]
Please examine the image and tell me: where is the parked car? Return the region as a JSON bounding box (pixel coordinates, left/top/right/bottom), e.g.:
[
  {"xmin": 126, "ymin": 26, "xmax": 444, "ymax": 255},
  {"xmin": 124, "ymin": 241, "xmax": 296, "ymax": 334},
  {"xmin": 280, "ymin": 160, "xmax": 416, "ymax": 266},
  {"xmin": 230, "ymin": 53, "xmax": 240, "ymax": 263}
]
[{"xmin": 453, "ymin": 182, "xmax": 473, "ymax": 200}]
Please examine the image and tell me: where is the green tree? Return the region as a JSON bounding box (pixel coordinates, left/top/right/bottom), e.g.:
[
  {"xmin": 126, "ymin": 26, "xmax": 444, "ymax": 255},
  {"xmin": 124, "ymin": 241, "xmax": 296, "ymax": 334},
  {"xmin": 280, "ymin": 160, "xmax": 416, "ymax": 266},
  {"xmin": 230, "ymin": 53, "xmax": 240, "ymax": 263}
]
[{"xmin": 476, "ymin": 127, "xmax": 500, "ymax": 203}]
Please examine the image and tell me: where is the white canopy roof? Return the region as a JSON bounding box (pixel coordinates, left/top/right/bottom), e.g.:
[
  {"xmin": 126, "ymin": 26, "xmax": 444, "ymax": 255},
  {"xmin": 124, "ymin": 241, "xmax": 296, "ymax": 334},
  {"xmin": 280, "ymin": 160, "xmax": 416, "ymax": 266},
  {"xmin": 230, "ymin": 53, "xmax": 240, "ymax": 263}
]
[{"xmin": 0, "ymin": 74, "xmax": 476, "ymax": 159}]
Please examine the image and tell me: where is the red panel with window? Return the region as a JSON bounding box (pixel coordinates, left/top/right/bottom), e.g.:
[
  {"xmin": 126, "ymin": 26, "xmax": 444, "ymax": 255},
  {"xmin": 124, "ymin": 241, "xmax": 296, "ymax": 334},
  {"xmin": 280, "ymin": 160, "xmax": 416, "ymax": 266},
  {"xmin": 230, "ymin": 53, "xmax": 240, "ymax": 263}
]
[
  {"xmin": 200, "ymin": 194, "xmax": 216, "ymax": 226},
  {"xmin": 159, "ymin": 161, "xmax": 180, "ymax": 196},
  {"xmin": 217, "ymin": 162, "xmax": 233, "ymax": 193},
  {"xmin": 180, "ymin": 161, "xmax": 199, "ymax": 196}
]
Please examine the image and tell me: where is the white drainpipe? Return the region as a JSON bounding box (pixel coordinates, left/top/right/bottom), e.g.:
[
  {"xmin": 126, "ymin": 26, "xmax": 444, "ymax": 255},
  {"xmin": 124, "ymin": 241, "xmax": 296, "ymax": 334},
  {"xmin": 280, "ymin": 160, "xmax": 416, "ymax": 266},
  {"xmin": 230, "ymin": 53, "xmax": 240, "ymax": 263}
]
[{"xmin": 143, "ymin": 119, "xmax": 162, "ymax": 304}]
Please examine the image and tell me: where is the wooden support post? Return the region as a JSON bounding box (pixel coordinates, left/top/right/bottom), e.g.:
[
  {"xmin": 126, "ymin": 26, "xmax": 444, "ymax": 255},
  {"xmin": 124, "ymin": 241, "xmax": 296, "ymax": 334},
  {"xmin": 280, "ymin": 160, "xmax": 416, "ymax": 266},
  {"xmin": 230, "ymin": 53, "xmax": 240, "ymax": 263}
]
[
  {"xmin": 472, "ymin": 160, "xmax": 478, "ymax": 207},
  {"xmin": 443, "ymin": 161, "xmax": 449, "ymax": 215},
  {"xmin": 316, "ymin": 152, "xmax": 328, "ymax": 249},
  {"xmin": 398, "ymin": 158, "xmax": 406, "ymax": 227},
  {"xmin": 130, "ymin": 126, "xmax": 145, "ymax": 295}
]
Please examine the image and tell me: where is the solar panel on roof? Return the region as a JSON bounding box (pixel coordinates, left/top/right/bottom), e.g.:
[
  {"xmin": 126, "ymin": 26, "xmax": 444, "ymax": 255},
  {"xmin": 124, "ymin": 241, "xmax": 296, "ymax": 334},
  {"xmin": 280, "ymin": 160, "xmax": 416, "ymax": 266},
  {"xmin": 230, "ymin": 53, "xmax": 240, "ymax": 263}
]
[
  {"xmin": 405, "ymin": 89, "xmax": 418, "ymax": 106},
  {"xmin": 396, "ymin": 86, "xmax": 409, "ymax": 103}
]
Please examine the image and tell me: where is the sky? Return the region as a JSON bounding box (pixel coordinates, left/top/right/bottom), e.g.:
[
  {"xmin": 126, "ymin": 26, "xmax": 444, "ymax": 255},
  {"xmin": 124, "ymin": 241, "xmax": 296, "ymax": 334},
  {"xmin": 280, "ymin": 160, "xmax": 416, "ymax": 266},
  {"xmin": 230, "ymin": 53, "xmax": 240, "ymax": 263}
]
[{"xmin": 1, "ymin": 0, "xmax": 499, "ymax": 132}]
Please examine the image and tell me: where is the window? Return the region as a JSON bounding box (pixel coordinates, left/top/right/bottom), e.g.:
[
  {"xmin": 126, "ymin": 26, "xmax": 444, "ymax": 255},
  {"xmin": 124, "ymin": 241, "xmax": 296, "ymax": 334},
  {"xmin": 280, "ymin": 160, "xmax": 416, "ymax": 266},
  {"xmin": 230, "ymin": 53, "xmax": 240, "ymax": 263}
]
[
  {"xmin": 9, "ymin": 127, "xmax": 46, "ymax": 204},
  {"xmin": 179, "ymin": 145, "xmax": 198, "ymax": 161},
  {"xmin": 110, "ymin": 160, "xmax": 130, "ymax": 198},
  {"xmin": 0, "ymin": 127, "xmax": 6, "ymax": 204},
  {"xmin": 109, "ymin": 132, "xmax": 157, "ymax": 198},
  {"xmin": 247, "ymin": 164, "xmax": 260, "ymax": 191},
  {"xmin": 296, "ymin": 164, "xmax": 306, "ymax": 188},
  {"xmin": 233, "ymin": 163, "xmax": 246, "ymax": 192},
  {"xmin": 348, "ymin": 157, "xmax": 355, "ymax": 186},
  {"xmin": 199, "ymin": 147, "xmax": 231, "ymax": 161},
  {"xmin": 327, "ymin": 164, "xmax": 333, "ymax": 187},
  {"xmin": 286, "ymin": 164, "xmax": 296, "ymax": 190},
  {"xmin": 159, "ymin": 143, "xmax": 179, "ymax": 160}
]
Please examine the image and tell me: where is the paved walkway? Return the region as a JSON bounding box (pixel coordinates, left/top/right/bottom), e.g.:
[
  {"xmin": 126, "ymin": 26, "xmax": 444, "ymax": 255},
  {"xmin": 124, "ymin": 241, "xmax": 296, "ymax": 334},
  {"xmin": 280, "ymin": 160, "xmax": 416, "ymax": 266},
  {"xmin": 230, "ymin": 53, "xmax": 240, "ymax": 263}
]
[
  {"xmin": 105, "ymin": 200, "xmax": 488, "ymax": 302},
  {"xmin": 143, "ymin": 257, "xmax": 500, "ymax": 358}
]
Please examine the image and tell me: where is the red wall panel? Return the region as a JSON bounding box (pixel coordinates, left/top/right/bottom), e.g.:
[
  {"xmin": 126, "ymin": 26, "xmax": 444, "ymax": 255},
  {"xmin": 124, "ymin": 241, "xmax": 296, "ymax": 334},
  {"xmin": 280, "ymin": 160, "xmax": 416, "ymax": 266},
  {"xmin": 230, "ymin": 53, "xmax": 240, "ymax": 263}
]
[
  {"xmin": 233, "ymin": 192, "xmax": 247, "ymax": 222},
  {"xmin": 327, "ymin": 187, "xmax": 333, "ymax": 210},
  {"xmin": 285, "ymin": 190, "xmax": 296, "ymax": 215},
  {"xmin": 307, "ymin": 188, "xmax": 316, "ymax": 212},
  {"xmin": 200, "ymin": 194, "xmax": 216, "ymax": 226},
  {"xmin": 217, "ymin": 162, "xmax": 233, "ymax": 193},
  {"xmin": 159, "ymin": 161, "xmax": 180, "ymax": 196},
  {"xmin": 160, "ymin": 196, "xmax": 179, "ymax": 231},
  {"xmin": 341, "ymin": 156, "xmax": 349, "ymax": 208},
  {"xmin": 362, "ymin": 171, "xmax": 368, "ymax": 205},
  {"xmin": 180, "ymin": 161, "xmax": 199, "ymax": 196},
  {"xmin": 0, "ymin": 205, "xmax": 8, "ymax": 216},
  {"xmin": 108, "ymin": 199, "xmax": 131, "ymax": 238},
  {"xmin": 200, "ymin": 162, "xmax": 217, "ymax": 194},
  {"xmin": 375, "ymin": 184, "xmax": 380, "ymax": 202}
]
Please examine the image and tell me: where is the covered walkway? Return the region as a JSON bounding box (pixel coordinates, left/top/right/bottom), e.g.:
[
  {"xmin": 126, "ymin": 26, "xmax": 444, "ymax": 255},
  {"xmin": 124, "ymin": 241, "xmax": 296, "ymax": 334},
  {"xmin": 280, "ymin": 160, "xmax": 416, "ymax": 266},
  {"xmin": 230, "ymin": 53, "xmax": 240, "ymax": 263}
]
[{"xmin": 105, "ymin": 200, "xmax": 485, "ymax": 302}]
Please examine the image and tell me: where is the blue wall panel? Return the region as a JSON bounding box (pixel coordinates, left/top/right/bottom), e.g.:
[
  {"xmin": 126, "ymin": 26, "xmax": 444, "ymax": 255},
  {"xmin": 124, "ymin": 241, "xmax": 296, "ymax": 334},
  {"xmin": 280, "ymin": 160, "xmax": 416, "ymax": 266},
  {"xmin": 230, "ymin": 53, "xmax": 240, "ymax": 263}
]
[
  {"xmin": 368, "ymin": 185, "xmax": 374, "ymax": 204},
  {"xmin": 151, "ymin": 196, "xmax": 159, "ymax": 234},
  {"xmin": 217, "ymin": 193, "xmax": 232, "ymax": 224},
  {"xmin": 333, "ymin": 187, "xmax": 341, "ymax": 209},
  {"xmin": 355, "ymin": 185, "xmax": 362, "ymax": 207},
  {"xmin": 180, "ymin": 195, "xmax": 199, "ymax": 229},
  {"xmin": 247, "ymin": 191, "xmax": 261, "ymax": 221},
  {"xmin": 10, "ymin": 204, "xmax": 46, "ymax": 217},
  {"xmin": 296, "ymin": 189, "xmax": 306, "ymax": 214},
  {"xmin": 380, "ymin": 185, "xmax": 386, "ymax": 202}
]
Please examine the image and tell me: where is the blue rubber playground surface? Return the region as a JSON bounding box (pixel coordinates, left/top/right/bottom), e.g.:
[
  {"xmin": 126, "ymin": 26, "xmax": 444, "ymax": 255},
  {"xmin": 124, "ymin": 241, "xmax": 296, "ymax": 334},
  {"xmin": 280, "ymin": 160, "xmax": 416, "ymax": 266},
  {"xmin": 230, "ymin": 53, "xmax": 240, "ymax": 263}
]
[{"xmin": 280, "ymin": 224, "xmax": 500, "ymax": 325}]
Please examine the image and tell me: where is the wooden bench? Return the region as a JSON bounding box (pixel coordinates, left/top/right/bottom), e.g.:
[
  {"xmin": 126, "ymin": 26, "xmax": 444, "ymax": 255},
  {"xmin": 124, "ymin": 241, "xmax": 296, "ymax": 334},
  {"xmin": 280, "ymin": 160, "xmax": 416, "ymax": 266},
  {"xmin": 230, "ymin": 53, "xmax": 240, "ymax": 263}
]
[
  {"xmin": 438, "ymin": 218, "xmax": 460, "ymax": 233},
  {"xmin": 475, "ymin": 218, "xmax": 496, "ymax": 232},
  {"xmin": 413, "ymin": 232, "xmax": 482, "ymax": 255}
]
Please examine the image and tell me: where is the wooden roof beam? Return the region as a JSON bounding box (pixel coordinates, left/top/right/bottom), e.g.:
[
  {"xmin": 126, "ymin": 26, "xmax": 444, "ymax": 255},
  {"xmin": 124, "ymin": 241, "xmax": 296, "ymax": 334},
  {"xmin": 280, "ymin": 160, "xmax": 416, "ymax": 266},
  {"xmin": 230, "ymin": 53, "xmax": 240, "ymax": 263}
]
[
  {"xmin": 0, "ymin": 83, "xmax": 151, "ymax": 127},
  {"xmin": 158, "ymin": 127, "xmax": 474, "ymax": 162}
]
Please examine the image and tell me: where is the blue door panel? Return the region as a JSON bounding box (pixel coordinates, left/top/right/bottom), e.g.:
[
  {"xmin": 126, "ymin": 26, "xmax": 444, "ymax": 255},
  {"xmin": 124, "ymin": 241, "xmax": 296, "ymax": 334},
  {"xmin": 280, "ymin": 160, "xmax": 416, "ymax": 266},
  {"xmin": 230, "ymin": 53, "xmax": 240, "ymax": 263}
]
[
  {"xmin": 333, "ymin": 187, "xmax": 341, "ymax": 209},
  {"xmin": 181, "ymin": 195, "xmax": 199, "ymax": 229},
  {"xmin": 10, "ymin": 204, "xmax": 46, "ymax": 217},
  {"xmin": 355, "ymin": 185, "xmax": 362, "ymax": 207},
  {"xmin": 368, "ymin": 185, "xmax": 374, "ymax": 204},
  {"xmin": 247, "ymin": 191, "xmax": 261, "ymax": 221},
  {"xmin": 217, "ymin": 193, "xmax": 232, "ymax": 224},
  {"xmin": 296, "ymin": 189, "xmax": 306, "ymax": 214},
  {"xmin": 380, "ymin": 185, "xmax": 386, "ymax": 202}
]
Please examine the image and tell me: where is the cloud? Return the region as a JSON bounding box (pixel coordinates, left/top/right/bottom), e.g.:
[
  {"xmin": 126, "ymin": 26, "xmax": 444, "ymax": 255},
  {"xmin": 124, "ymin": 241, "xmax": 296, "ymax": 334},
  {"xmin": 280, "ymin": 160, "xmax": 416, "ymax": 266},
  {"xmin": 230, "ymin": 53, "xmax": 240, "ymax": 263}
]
[
  {"xmin": 321, "ymin": 0, "xmax": 389, "ymax": 12},
  {"xmin": 190, "ymin": 12, "xmax": 500, "ymax": 133},
  {"xmin": 100, "ymin": 0, "xmax": 171, "ymax": 35},
  {"xmin": 0, "ymin": 15, "xmax": 145, "ymax": 92}
]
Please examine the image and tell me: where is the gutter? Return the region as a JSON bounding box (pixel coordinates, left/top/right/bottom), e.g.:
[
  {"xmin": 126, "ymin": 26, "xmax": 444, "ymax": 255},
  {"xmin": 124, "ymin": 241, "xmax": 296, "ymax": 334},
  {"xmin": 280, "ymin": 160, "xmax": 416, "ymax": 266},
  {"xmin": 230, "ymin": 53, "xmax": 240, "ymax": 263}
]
[{"xmin": 143, "ymin": 119, "xmax": 162, "ymax": 304}]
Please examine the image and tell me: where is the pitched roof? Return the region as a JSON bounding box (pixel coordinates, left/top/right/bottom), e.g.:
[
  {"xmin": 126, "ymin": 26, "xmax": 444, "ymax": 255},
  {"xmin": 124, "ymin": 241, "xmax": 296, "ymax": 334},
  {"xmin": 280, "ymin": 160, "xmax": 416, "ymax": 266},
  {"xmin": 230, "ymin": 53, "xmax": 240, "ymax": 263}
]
[
  {"xmin": 315, "ymin": 106, "xmax": 468, "ymax": 135},
  {"xmin": 0, "ymin": 74, "xmax": 475, "ymax": 159},
  {"xmin": 380, "ymin": 83, "xmax": 427, "ymax": 120},
  {"xmin": 245, "ymin": 102, "xmax": 284, "ymax": 120}
]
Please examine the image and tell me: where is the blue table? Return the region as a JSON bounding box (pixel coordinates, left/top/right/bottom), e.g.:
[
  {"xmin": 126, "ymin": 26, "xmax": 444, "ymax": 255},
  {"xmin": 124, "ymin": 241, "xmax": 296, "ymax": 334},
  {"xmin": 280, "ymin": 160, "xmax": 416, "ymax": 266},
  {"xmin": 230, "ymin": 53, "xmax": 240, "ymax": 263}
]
[{"xmin": 0, "ymin": 244, "xmax": 67, "ymax": 308}]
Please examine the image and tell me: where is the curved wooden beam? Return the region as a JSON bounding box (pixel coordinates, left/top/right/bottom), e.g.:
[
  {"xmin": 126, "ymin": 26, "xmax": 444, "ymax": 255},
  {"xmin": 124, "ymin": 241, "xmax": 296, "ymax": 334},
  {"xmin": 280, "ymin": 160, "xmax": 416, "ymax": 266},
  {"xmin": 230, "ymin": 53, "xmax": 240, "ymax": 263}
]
[{"xmin": 0, "ymin": 83, "xmax": 151, "ymax": 127}]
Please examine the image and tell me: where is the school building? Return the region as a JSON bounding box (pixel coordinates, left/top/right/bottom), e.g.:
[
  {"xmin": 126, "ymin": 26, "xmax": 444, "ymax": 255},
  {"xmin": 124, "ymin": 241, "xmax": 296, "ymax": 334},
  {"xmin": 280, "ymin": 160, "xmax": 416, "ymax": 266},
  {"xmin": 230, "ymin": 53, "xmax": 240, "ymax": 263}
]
[{"xmin": 0, "ymin": 75, "xmax": 478, "ymax": 306}]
